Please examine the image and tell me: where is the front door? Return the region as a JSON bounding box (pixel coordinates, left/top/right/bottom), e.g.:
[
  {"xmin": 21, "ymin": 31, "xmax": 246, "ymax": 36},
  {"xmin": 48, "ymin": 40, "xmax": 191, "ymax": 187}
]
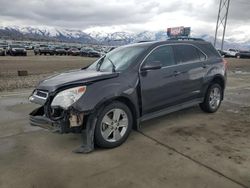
[{"xmin": 139, "ymin": 45, "xmax": 182, "ymax": 115}]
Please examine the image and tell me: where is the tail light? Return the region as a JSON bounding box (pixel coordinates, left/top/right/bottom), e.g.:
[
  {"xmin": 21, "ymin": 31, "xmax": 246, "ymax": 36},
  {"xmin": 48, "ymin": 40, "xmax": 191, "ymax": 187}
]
[{"xmin": 223, "ymin": 58, "xmax": 228, "ymax": 69}]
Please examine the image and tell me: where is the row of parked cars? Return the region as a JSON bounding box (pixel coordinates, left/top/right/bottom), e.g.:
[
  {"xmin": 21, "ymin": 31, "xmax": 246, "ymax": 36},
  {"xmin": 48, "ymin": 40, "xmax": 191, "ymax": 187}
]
[
  {"xmin": 0, "ymin": 44, "xmax": 27, "ymax": 56},
  {"xmin": 33, "ymin": 45, "xmax": 116, "ymax": 57},
  {"xmin": 0, "ymin": 41, "xmax": 116, "ymax": 57},
  {"xmin": 218, "ymin": 48, "xmax": 250, "ymax": 59}
]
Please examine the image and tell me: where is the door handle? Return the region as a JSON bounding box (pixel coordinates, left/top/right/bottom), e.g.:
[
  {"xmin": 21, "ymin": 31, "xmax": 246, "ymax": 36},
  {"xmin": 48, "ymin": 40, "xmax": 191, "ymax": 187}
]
[
  {"xmin": 202, "ymin": 64, "xmax": 207, "ymax": 68},
  {"xmin": 174, "ymin": 71, "xmax": 181, "ymax": 76}
]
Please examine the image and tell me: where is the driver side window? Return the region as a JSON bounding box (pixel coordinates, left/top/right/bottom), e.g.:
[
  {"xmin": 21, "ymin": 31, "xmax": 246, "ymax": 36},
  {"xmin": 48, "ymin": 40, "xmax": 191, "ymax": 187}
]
[{"xmin": 145, "ymin": 45, "xmax": 175, "ymax": 67}]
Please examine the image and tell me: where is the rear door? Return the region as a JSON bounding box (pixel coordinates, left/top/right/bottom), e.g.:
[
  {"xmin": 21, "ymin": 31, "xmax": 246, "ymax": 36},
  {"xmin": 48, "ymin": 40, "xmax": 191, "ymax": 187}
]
[{"xmin": 172, "ymin": 44, "xmax": 207, "ymax": 101}]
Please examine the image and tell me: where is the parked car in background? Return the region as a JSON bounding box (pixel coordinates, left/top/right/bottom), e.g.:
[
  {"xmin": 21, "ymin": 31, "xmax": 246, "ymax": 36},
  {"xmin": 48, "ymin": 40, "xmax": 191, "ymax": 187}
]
[
  {"xmin": 88, "ymin": 49, "xmax": 101, "ymax": 57},
  {"xmin": 54, "ymin": 47, "xmax": 67, "ymax": 55},
  {"xmin": 217, "ymin": 49, "xmax": 227, "ymax": 57},
  {"xmin": 6, "ymin": 44, "xmax": 27, "ymax": 56},
  {"xmin": 235, "ymin": 50, "xmax": 250, "ymax": 59},
  {"xmin": 80, "ymin": 48, "xmax": 101, "ymax": 57},
  {"xmin": 0, "ymin": 45, "xmax": 6, "ymax": 56},
  {"xmin": 35, "ymin": 45, "xmax": 54, "ymax": 55},
  {"xmin": 29, "ymin": 39, "xmax": 227, "ymax": 153},
  {"xmin": 0, "ymin": 42, "xmax": 8, "ymax": 49},
  {"xmin": 24, "ymin": 44, "xmax": 34, "ymax": 50},
  {"xmin": 80, "ymin": 48, "xmax": 93, "ymax": 56},
  {"xmin": 33, "ymin": 45, "xmax": 39, "ymax": 55},
  {"xmin": 224, "ymin": 48, "xmax": 239, "ymax": 57},
  {"xmin": 67, "ymin": 48, "xmax": 80, "ymax": 56}
]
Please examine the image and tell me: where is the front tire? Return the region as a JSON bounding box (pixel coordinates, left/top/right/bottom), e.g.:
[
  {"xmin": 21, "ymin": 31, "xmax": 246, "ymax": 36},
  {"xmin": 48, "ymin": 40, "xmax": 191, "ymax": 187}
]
[
  {"xmin": 200, "ymin": 83, "xmax": 222, "ymax": 113},
  {"xmin": 94, "ymin": 101, "xmax": 132, "ymax": 148}
]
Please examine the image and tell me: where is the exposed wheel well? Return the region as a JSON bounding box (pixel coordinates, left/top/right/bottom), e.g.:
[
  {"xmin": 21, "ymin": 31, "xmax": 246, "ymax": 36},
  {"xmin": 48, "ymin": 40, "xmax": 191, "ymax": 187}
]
[
  {"xmin": 210, "ymin": 76, "xmax": 225, "ymax": 100},
  {"xmin": 211, "ymin": 76, "xmax": 225, "ymax": 89},
  {"xmin": 115, "ymin": 97, "xmax": 138, "ymax": 130}
]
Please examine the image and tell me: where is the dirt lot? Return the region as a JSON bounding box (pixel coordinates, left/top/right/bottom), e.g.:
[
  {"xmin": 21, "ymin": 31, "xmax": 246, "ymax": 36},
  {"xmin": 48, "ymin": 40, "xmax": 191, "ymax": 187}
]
[
  {"xmin": 0, "ymin": 54, "xmax": 249, "ymax": 188},
  {"xmin": 0, "ymin": 51, "xmax": 96, "ymax": 91}
]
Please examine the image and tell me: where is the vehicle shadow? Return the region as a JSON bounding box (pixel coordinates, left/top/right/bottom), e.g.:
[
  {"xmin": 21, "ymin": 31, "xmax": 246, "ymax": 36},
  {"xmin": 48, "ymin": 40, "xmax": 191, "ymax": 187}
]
[{"xmin": 140, "ymin": 105, "xmax": 204, "ymax": 130}]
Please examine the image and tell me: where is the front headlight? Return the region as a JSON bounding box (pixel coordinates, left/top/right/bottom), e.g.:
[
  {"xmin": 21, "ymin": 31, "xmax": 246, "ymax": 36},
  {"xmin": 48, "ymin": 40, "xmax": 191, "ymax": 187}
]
[{"xmin": 51, "ymin": 86, "xmax": 86, "ymax": 109}]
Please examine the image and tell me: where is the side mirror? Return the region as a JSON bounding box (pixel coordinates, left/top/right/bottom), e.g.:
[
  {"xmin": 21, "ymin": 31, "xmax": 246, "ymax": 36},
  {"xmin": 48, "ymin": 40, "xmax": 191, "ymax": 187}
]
[{"xmin": 141, "ymin": 61, "xmax": 162, "ymax": 71}]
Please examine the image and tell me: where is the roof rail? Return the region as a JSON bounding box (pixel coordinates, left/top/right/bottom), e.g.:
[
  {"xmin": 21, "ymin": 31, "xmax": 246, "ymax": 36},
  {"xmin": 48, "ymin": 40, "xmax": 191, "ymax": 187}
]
[
  {"xmin": 167, "ymin": 37, "xmax": 205, "ymax": 41},
  {"xmin": 137, "ymin": 40, "xmax": 154, "ymax": 43}
]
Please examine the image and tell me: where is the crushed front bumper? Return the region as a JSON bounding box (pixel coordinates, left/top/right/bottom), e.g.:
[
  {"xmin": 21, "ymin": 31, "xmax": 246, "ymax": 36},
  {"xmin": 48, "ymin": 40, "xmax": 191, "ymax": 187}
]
[
  {"xmin": 30, "ymin": 105, "xmax": 96, "ymax": 153},
  {"xmin": 30, "ymin": 106, "xmax": 62, "ymax": 132},
  {"xmin": 29, "ymin": 106, "xmax": 83, "ymax": 134},
  {"xmin": 30, "ymin": 106, "xmax": 63, "ymax": 133}
]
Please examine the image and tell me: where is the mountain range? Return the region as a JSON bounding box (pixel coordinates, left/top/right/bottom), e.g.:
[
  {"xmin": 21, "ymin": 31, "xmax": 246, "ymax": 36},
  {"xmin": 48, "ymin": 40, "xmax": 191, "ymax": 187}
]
[{"xmin": 0, "ymin": 26, "xmax": 249, "ymax": 49}]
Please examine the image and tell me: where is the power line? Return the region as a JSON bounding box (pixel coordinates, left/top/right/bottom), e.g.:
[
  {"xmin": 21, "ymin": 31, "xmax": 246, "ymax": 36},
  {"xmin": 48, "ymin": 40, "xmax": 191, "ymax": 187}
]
[{"xmin": 214, "ymin": 0, "xmax": 231, "ymax": 50}]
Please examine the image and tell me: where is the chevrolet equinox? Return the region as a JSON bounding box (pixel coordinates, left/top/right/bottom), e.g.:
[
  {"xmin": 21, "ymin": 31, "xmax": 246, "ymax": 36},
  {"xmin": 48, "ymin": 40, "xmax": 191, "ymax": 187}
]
[{"xmin": 29, "ymin": 39, "xmax": 227, "ymax": 153}]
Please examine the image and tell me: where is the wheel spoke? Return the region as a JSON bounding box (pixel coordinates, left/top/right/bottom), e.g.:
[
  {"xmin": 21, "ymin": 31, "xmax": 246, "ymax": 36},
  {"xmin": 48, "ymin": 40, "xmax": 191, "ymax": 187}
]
[
  {"xmin": 118, "ymin": 118, "xmax": 128, "ymax": 128},
  {"xmin": 113, "ymin": 109, "xmax": 122, "ymax": 121},
  {"xmin": 102, "ymin": 127, "xmax": 113, "ymax": 140},
  {"xmin": 209, "ymin": 87, "xmax": 221, "ymax": 109},
  {"xmin": 102, "ymin": 115, "xmax": 113, "ymax": 126},
  {"xmin": 113, "ymin": 129, "xmax": 122, "ymax": 140}
]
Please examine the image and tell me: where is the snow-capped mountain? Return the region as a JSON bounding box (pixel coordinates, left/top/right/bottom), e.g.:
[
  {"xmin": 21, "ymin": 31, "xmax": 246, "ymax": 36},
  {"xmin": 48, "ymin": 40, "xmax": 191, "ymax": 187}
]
[
  {"xmin": 0, "ymin": 26, "xmax": 95, "ymax": 43},
  {"xmin": 0, "ymin": 26, "xmax": 249, "ymax": 49},
  {"xmin": 88, "ymin": 30, "xmax": 168, "ymax": 45},
  {"xmin": 0, "ymin": 26, "xmax": 169, "ymax": 45}
]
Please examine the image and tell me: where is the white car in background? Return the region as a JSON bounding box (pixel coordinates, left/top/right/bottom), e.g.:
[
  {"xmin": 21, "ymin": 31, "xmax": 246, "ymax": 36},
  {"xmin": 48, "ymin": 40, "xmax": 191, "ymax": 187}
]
[{"xmin": 224, "ymin": 48, "xmax": 239, "ymax": 57}]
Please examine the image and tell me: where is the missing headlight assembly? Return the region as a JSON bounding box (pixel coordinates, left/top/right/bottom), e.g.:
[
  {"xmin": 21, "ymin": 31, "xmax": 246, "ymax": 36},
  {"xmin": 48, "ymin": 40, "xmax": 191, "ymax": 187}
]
[{"xmin": 29, "ymin": 85, "xmax": 95, "ymax": 153}]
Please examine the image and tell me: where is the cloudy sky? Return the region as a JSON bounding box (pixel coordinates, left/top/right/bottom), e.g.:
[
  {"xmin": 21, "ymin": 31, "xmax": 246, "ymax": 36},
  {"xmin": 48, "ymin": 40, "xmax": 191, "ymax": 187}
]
[{"xmin": 0, "ymin": 0, "xmax": 249, "ymax": 41}]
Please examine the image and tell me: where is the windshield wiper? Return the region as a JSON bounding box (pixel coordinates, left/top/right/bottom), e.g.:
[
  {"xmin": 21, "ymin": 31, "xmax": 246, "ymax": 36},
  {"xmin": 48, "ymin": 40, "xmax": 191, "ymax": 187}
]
[
  {"xmin": 106, "ymin": 57, "xmax": 116, "ymax": 72},
  {"xmin": 96, "ymin": 55, "xmax": 116, "ymax": 72},
  {"xmin": 96, "ymin": 56, "xmax": 105, "ymax": 71}
]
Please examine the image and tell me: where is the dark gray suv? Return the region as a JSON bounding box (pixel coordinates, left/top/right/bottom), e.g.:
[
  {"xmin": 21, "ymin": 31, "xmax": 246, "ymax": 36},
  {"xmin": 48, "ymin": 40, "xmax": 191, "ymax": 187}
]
[{"xmin": 29, "ymin": 40, "xmax": 227, "ymax": 153}]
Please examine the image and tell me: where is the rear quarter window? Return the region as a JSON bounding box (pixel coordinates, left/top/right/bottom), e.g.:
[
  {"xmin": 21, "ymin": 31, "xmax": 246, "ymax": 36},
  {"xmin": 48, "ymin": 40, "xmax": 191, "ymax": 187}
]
[{"xmin": 196, "ymin": 43, "xmax": 221, "ymax": 58}]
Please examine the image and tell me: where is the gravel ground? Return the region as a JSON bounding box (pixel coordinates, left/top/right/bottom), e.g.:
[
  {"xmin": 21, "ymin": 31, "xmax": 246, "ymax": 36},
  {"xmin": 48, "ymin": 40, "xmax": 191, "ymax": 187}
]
[{"xmin": 0, "ymin": 55, "xmax": 249, "ymax": 187}]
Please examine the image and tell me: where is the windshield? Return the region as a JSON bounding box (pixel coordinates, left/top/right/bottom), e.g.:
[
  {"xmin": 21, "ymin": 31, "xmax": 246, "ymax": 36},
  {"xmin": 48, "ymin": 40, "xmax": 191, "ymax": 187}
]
[
  {"xmin": 87, "ymin": 45, "xmax": 146, "ymax": 72},
  {"xmin": 11, "ymin": 45, "xmax": 24, "ymax": 48}
]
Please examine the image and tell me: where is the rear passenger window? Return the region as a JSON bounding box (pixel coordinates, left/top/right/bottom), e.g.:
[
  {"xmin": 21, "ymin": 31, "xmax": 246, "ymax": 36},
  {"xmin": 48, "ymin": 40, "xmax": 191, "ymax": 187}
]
[
  {"xmin": 173, "ymin": 45, "xmax": 200, "ymax": 64},
  {"xmin": 145, "ymin": 45, "xmax": 175, "ymax": 67}
]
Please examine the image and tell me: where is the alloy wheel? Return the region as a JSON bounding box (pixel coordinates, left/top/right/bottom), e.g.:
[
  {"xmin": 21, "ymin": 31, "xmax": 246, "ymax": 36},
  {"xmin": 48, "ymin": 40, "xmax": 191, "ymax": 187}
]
[{"xmin": 100, "ymin": 108, "xmax": 128, "ymax": 142}]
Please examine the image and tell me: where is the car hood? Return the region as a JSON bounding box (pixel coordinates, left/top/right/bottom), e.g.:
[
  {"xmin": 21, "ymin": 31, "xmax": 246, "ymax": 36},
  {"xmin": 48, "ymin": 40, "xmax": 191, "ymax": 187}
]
[
  {"xmin": 12, "ymin": 48, "xmax": 25, "ymax": 50},
  {"xmin": 37, "ymin": 69, "xmax": 118, "ymax": 92}
]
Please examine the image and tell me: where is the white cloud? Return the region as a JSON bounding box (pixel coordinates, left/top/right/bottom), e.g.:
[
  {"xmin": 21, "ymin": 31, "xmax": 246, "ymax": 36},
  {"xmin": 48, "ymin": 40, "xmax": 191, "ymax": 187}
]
[{"xmin": 0, "ymin": 0, "xmax": 249, "ymax": 41}]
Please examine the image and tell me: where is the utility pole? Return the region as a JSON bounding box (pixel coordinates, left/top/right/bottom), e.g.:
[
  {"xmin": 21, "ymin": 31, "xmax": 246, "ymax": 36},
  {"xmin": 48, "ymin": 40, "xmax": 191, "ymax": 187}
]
[{"xmin": 214, "ymin": 0, "xmax": 231, "ymax": 50}]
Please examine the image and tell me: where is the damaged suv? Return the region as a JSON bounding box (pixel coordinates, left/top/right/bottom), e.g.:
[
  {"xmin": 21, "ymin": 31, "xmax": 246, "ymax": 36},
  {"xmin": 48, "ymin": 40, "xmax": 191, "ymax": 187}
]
[{"xmin": 29, "ymin": 39, "xmax": 227, "ymax": 153}]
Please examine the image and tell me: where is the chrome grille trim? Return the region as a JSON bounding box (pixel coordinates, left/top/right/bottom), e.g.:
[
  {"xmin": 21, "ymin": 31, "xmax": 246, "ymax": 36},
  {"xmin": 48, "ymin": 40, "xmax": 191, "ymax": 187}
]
[{"xmin": 33, "ymin": 90, "xmax": 48, "ymax": 100}]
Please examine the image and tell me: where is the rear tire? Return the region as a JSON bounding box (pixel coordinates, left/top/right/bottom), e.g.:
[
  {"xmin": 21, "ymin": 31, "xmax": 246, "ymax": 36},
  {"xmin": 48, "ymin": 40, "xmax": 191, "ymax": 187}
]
[
  {"xmin": 200, "ymin": 83, "xmax": 222, "ymax": 113},
  {"xmin": 94, "ymin": 101, "xmax": 132, "ymax": 148}
]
